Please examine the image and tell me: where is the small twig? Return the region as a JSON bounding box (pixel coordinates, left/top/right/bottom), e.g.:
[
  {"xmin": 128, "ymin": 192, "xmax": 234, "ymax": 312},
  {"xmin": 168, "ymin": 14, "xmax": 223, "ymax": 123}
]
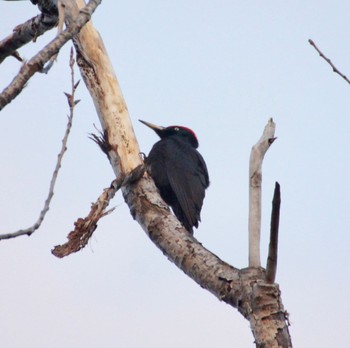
[
  {"xmin": 51, "ymin": 164, "xmax": 146, "ymax": 258},
  {"xmin": 309, "ymin": 39, "xmax": 350, "ymax": 85},
  {"xmin": 248, "ymin": 118, "xmax": 276, "ymax": 267},
  {"xmin": 11, "ymin": 51, "xmax": 23, "ymax": 62},
  {"xmin": 0, "ymin": 48, "xmax": 78, "ymax": 241},
  {"xmin": 0, "ymin": 0, "xmax": 101, "ymax": 110},
  {"xmin": 266, "ymin": 182, "xmax": 281, "ymax": 284}
]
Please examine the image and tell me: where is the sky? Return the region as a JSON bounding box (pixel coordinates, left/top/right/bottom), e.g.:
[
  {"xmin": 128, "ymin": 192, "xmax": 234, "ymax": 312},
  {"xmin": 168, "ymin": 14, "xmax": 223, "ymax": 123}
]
[{"xmin": 1, "ymin": 1, "xmax": 350, "ymax": 347}]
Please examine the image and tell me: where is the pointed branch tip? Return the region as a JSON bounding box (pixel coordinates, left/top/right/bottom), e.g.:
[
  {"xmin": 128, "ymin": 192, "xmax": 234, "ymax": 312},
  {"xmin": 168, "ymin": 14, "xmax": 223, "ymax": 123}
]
[{"xmin": 266, "ymin": 182, "xmax": 281, "ymax": 283}]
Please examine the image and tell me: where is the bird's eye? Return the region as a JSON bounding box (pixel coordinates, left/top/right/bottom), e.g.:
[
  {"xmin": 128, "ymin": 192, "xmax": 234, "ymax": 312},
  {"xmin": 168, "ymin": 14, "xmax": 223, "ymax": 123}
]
[{"xmin": 174, "ymin": 127, "xmax": 179, "ymax": 131}]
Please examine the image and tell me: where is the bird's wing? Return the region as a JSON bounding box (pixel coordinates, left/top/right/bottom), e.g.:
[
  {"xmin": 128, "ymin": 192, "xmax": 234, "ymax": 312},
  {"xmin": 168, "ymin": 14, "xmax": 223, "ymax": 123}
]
[{"xmin": 166, "ymin": 146, "xmax": 209, "ymax": 230}]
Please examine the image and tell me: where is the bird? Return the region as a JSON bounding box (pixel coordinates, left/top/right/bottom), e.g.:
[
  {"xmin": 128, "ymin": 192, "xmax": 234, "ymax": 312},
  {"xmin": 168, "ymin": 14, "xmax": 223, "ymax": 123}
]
[{"xmin": 139, "ymin": 120, "xmax": 209, "ymax": 234}]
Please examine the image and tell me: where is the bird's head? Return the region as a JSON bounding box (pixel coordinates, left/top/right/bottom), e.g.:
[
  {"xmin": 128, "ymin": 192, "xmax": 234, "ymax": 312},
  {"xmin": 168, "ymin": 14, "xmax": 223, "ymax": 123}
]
[{"xmin": 139, "ymin": 120, "xmax": 199, "ymax": 148}]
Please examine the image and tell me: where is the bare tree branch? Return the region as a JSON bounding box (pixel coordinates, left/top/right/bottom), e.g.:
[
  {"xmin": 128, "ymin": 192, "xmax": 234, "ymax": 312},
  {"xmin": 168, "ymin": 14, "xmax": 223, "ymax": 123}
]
[
  {"xmin": 61, "ymin": 0, "xmax": 142, "ymax": 177},
  {"xmin": 52, "ymin": 177, "xmax": 121, "ymax": 258},
  {"xmin": 248, "ymin": 118, "xmax": 276, "ymax": 267},
  {"xmin": 0, "ymin": 13, "xmax": 58, "ymax": 64},
  {"xmin": 0, "ymin": 48, "xmax": 78, "ymax": 241},
  {"xmin": 0, "ymin": 0, "xmax": 101, "ymax": 111},
  {"xmin": 266, "ymin": 181, "xmax": 281, "ymax": 284},
  {"xmin": 309, "ymin": 39, "xmax": 350, "ymax": 85},
  {"xmin": 51, "ymin": 163, "xmax": 146, "ymax": 258},
  {"xmin": 65, "ymin": 2, "xmax": 292, "ymax": 346}
]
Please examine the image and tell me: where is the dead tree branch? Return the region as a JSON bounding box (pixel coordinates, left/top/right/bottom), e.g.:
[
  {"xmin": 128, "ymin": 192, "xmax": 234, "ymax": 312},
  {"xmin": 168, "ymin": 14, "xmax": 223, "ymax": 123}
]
[
  {"xmin": 309, "ymin": 39, "xmax": 350, "ymax": 85},
  {"xmin": 248, "ymin": 118, "xmax": 276, "ymax": 267},
  {"xmin": 65, "ymin": 1, "xmax": 292, "ymax": 346},
  {"xmin": 61, "ymin": 0, "xmax": 141, "ymax": 176},
  {"xmin": 0, "ymin": 48, "xmax": 78, "ymax": 241},
  {"xmin": 52, "ymin": 163, "xmax": 146, "ymax": 258},
  {"xmin": 52, "ymin": 177, "xmax": 121, "ymax": 258},
  {"xmin": 0, "ymin": 0, "xmax": 101, "ymax": 111},
  {"xmin": 0, "ymin": 13, "xmax": 58, "ymax": 64},
  {"xmin": 266, "ymin": 182, "xmax": 281, "ymax": 284}
]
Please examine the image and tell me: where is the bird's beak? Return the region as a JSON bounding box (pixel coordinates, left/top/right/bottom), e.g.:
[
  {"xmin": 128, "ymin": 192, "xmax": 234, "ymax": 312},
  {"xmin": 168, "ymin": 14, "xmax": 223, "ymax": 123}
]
[{"xmin": 139, "ymin": 120, "xmax": 165, "ymax": 137}]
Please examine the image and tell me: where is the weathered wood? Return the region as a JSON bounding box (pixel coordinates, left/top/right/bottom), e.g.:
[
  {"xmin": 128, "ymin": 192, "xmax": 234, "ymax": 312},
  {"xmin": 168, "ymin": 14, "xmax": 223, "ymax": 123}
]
[
  {"xmin": 248, "ymin": 118, "xmax": 276, "ymax": 267},
  {"xmin": 63, "ymin": 0, "xmax": 142, "ymax": 176},
  {"xmin": 66, "ymin": 2, "xmax": 292, "ymax": 346},
  {"xmin": 0, "ymin": 0, "xmax": 101, "ymax": 110}
]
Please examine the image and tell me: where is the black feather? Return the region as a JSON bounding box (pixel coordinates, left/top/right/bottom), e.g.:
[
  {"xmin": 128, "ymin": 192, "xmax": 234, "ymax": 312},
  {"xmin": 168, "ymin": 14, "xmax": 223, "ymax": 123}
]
[{"xmin": 145, "ymin": 126, "xmax": 209, "ymax": 234}]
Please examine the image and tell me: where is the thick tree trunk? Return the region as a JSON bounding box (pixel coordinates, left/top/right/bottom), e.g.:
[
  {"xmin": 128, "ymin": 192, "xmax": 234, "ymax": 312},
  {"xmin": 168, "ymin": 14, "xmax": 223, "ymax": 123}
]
[{"xmin": 63, "ymin": 1, "xmax": 293, "ymax": 346}]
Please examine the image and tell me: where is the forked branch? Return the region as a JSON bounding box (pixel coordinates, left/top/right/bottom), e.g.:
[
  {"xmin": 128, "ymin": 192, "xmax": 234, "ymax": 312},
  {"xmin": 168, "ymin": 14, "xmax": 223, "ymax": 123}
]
[
  {"xmin": 49, "ymin": 1, "xmax": 292, "ymax": 345},
  {"xmin": 0, "ymin": 0, "xmax": 101, "ymax": 111}
]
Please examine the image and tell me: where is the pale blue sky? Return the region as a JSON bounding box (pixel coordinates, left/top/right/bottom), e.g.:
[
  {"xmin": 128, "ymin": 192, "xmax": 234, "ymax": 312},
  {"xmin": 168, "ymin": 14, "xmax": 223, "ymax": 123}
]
[{"xmin": 1, "ymin": 1, "xmax": 350, "ymax": 347}]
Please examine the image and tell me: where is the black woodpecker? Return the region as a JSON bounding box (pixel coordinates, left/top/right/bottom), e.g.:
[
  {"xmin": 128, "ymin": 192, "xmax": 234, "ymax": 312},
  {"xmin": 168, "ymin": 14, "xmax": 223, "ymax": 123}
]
[{"xmin": 139, "ymin": 120, "xmax": 209, "ymax": 234}]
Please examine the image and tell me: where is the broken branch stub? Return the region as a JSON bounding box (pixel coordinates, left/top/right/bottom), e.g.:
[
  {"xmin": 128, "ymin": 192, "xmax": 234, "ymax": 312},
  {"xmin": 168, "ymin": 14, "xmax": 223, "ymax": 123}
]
[{"xmin": 248, "ymin": 118, "xmax": 276, "ymax": 267}]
